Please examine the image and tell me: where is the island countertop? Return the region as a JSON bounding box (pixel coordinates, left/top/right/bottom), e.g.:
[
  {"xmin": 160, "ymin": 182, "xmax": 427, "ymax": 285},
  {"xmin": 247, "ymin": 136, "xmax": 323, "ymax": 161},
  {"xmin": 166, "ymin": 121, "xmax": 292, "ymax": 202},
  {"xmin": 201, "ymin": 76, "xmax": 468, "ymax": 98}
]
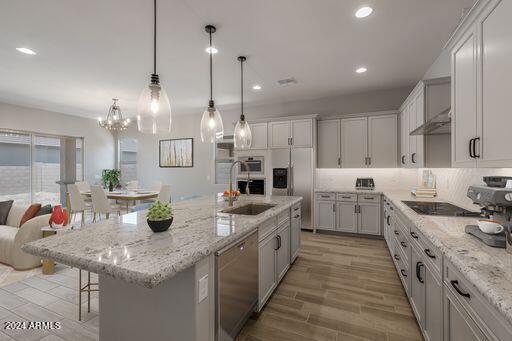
[{"xmin": 22, "ymin": 195, "xmax": 302, "ymax": 288}]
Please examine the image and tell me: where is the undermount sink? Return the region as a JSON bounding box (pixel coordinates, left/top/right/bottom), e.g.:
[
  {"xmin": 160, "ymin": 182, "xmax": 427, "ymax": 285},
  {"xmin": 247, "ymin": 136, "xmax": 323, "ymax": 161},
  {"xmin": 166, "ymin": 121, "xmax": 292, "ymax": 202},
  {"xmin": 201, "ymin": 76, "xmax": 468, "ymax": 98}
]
[{"xmin": 221, "ymin": 203, "xmax": 276, "ymax": 216}]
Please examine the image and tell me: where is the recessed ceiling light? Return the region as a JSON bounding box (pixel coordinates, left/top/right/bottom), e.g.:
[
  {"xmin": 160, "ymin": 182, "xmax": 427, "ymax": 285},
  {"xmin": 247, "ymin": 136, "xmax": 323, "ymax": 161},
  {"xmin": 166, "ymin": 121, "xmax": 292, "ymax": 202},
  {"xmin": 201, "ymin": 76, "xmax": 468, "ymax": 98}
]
[
  {"xmin": 16, "ymin": 47, "xmax": 37, "ymax": 55},
  {"xmin": 356, "ymin": 67, "xmax": 368, "ymax": 74},
  {"xmin": 252, "ymin": 85, "xmax": 262, "ymax": 90},
  {"xmin": 355, "ymin": 6, "xmax": 373, "ymax": 18},
  {"xmin": 205, "ymin": 46, "xmax": 218, "ymax": 54}
]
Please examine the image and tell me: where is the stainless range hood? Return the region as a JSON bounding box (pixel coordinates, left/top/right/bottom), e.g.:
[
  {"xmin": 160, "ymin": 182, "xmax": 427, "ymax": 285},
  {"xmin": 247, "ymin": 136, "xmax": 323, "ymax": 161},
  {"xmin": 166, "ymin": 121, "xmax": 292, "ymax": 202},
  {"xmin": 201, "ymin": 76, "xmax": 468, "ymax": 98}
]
[{"xmin": 410, "ymin": 108, "xmax": 451, "ymax": 136}]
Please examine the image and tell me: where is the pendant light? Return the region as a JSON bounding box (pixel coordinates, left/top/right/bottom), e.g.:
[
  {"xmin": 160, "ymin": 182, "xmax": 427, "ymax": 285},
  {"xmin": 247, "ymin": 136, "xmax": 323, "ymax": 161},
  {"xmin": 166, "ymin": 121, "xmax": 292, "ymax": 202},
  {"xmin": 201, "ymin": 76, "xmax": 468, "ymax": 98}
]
[
  {"xmin": 200, "ymin": 25, "xmax": 224, "ymax": 143},
  {"xmin": 234, "ymin": 56, "xmax": 252, "ymax": 149},
  {"xmin": 137, "ymin": 0, "xmax": 172, "ymax": 134},
  {"xmin": 99, "ymin": 98, "xmax": 131, "ymax": 130}
]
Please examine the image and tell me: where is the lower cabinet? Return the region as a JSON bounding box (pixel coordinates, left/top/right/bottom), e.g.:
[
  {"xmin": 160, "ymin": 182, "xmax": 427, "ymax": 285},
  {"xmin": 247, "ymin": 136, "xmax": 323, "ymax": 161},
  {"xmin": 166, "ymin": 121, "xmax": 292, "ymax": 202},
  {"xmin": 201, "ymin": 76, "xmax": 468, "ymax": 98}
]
[
  {"xmin": 424, "ymin": 264, "xmax": 443, "ymax": 341},
  {"xmin": 336, "ymin": 201, "xmax": 357, "ymax": 233},
  {"xmin": 444, "ymin": 287, "xmax": 484, "ymax": 341},
  {"xmin": 315, "ymin": 193, "xmax": 381, "ymax": 236},
  {"xmin": 290, "ymin": 205, "xmax": 301, "ymax": 262},
  {"xmin": 276, "ymin": 221, "xmax": 291, "ymax": 282},
  {"xmin": 258, "ymin": 231, "xmax": 277, "ymax": 310}
]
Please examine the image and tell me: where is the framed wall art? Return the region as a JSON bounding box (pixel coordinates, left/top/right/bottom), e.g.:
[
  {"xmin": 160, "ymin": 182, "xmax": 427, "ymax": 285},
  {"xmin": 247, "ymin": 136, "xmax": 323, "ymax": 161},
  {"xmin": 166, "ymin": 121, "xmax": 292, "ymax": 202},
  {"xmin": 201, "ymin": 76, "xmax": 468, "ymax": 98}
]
[{"xmin": 159, "ymin": 138, "xmax": 193, "ymax": 167}]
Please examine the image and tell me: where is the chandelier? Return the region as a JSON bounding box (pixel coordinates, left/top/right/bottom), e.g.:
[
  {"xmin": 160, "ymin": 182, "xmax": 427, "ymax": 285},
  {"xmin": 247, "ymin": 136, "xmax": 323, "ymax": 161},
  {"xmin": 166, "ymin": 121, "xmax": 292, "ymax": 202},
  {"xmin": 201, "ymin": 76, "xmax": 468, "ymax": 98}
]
[{"xmin": 99, "ymin": 98, "xmax": 131, "ymax": 130}]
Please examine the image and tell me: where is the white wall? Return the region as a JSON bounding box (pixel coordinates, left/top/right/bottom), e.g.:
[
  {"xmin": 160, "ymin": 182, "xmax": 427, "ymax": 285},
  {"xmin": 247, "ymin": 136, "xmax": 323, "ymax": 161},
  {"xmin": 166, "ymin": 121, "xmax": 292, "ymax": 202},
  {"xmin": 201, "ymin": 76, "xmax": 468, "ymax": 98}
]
[
  {"xmin": 0, "ymin": 102, "xmax": 115, "ymax": 184},
  {"xmin": 423, "ymin": 48, "xmax": 451, "ymax": 79}
]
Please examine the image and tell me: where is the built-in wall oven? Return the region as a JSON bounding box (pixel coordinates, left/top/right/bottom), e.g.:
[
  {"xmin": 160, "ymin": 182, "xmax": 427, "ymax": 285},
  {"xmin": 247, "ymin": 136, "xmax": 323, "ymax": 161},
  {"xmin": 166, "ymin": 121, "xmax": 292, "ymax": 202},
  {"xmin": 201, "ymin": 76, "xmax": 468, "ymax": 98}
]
[{"xmin": 237, "ymin": 156, "xmax": 264, "ymax": 176}]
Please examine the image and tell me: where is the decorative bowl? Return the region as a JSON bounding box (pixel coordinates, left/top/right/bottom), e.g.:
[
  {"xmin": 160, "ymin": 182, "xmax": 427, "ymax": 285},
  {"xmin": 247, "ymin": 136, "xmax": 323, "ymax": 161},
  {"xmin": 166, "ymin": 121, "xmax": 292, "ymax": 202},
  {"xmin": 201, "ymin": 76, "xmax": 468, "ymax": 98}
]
[
  {"xmin": 223, "ymin": 195, "xmax": 239, "ymax": 202},
  {"xmin": 147, "ymin": 217, "xmax": 173, "ymax": 233}
]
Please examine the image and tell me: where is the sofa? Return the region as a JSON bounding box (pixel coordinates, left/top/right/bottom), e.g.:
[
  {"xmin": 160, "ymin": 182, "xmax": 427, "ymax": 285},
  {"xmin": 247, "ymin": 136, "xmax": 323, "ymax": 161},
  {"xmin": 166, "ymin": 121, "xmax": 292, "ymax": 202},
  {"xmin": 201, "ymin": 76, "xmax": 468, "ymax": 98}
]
[{"xmin": 0, "ymin": 205, "xmax": 51, "ymax": 270}]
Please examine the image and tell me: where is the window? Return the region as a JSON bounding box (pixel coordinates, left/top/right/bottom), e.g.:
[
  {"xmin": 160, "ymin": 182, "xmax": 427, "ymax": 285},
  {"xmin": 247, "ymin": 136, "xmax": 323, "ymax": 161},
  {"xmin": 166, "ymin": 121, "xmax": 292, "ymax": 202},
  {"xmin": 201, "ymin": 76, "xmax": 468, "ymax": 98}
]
[
  {"xmin": 0, "ymin": 131, "xmax": 31, "ymax": 205},
  {"xmin": 214, "ymin": 135, "xmax": 234, "ymax": 184},
  {"xmin": 119, "ymin": 139, "xmax": 137, "ymax": 184},
  {"xmin": 0, "ymin": 129, "xmax": 84, "ymax": 206}
]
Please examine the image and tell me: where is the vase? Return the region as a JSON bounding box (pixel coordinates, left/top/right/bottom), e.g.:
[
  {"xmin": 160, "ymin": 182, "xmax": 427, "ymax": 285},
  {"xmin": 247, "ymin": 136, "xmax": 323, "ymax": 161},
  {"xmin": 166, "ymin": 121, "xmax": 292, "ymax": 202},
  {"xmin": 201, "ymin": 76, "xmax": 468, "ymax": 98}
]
[
  {"xmin": 109, "ymin": 181, "xmax": 114, "ymax": 192},
  {"xmin": 50, "ymin": 205, "xmax": 65, "ymax": 228},
  {"xmin": 147, "ymin": 217, "xmax": 173, "ymax": 232}
]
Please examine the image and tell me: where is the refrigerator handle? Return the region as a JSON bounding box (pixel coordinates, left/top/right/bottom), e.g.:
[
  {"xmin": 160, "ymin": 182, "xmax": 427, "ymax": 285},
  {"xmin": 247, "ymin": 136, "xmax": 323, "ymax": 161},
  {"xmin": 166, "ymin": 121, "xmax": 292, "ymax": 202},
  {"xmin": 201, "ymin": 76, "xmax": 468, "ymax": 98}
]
[
  {"xmin": 290, "ymin": 162, "xmax": 294, "ymax": 196},
  {"xmin": 286, "ymin": 162, "xmax": 291, "ymax": 196}
]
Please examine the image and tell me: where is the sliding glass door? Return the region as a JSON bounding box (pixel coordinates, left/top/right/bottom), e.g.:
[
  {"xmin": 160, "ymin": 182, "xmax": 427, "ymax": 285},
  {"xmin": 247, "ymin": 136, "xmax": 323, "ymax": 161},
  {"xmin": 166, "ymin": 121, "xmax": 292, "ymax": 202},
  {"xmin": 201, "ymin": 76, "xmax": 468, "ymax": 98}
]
[{"xmin": 0, "ymin": 129, "xmax": 84, "ymax": 206}]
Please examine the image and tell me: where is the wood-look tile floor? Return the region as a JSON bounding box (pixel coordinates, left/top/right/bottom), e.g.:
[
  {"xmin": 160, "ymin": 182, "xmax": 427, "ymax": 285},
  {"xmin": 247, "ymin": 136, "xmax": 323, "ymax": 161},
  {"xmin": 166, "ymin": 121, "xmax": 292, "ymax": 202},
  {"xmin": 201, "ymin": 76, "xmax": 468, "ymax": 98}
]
[{"xmin": 238, "ymin": 231, "xmax": 423, "ymax": 341}]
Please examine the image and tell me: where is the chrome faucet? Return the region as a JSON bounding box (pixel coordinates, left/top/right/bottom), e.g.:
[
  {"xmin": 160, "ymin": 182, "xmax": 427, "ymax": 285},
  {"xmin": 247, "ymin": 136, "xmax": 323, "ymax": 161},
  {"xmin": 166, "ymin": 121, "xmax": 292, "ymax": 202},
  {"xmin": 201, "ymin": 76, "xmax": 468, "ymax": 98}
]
[{"xmin": 229, "ymin": 161, "xmax": 250, "ymax": 207}]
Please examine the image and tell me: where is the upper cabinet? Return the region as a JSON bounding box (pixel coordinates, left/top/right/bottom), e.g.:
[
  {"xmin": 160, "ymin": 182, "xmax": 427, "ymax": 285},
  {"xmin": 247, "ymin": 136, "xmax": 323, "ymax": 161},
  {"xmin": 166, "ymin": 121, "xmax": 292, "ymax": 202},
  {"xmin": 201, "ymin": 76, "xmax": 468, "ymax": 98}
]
[
  {"xmin": 449, "ymin": 0, "xmax": 512, "ymax": 167},
  {"xmin": 249, "ymin": 122, "xmax": 268, "ymax": 150},
  {"xmin": 400, "ymin": 84, "xmax": 425, "ymax": 168},
  {"xmin": 317, "ymin": 114, "xmax": 398, "ymax": 168},
  {"xmin": 269, "ymin": 119, "xmax": 313, "ymax": 149}
]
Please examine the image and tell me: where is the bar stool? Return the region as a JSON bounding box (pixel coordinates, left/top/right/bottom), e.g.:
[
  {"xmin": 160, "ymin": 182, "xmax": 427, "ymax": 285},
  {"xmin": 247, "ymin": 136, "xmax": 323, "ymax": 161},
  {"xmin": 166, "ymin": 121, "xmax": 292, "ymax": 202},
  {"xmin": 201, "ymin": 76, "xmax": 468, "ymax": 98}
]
[{"xmin": 78, "ymin": 269, "xmax": 98, "ymax": 321}]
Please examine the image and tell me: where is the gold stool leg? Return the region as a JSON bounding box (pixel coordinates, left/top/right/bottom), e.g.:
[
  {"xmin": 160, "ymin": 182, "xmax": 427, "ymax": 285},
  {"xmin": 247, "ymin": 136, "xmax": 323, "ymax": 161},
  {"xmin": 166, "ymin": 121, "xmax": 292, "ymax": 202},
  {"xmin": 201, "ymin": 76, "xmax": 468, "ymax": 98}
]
[
  {"xmin": 78, "ymin": 269, "xmax": 82, "ymax": 321},
  {"xmin": 88, "ymin": 271, "xmax": 91, "ymax": 313}
]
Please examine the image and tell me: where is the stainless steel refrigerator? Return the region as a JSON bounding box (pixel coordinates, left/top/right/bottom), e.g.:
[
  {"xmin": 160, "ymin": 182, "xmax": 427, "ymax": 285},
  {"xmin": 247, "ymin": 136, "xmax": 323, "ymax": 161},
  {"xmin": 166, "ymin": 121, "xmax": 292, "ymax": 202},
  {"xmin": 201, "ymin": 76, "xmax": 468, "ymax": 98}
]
[{"xmin": 271, "ymin": 148, "xmax": 313, "ymax": 230}]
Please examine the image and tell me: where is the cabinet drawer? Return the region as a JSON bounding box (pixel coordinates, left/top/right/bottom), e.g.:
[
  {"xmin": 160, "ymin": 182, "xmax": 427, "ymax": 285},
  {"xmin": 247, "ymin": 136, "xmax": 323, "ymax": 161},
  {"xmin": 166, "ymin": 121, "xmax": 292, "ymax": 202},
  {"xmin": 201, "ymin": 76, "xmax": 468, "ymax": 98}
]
[
  {"xmin": 258, "ymin": 217, "xmax": 277, "ymax": 242},
  {"xmin": 292, "ymin": 202, "xmax": 301, "ymax": 214},
  {"xmin": 358, "ymin": 194, "xmax": 381, "ymax": 203},
  {"xmin": 409, "ymin": 224, "xmax": 442, "ymax": 276},
  {"xmin": 336, "ymin": 193, "xmax": 357, "ymax": 202},
  {"xmin": 277, "ymin": 210, "xmax": 290, "ymax": 226},
  {"xmin": 395, "ymin": 247, "xmax": 410, "ymax": 296},
  {"xmin": 316, "ymin": 192, "xmax": 335, "ymax": 200},
  {"xmin": 444, "ymin": 259, "xmax": 512, "ymax": 341}
]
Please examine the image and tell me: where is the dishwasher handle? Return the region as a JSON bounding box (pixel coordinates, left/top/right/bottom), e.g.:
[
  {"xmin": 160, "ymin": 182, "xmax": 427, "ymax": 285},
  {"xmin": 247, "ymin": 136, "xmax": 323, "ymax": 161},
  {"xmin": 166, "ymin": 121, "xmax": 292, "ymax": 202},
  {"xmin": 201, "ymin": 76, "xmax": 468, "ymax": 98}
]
[{"xmin": 215, "ymin": 229, "xmax": 258, "ymax": 256}]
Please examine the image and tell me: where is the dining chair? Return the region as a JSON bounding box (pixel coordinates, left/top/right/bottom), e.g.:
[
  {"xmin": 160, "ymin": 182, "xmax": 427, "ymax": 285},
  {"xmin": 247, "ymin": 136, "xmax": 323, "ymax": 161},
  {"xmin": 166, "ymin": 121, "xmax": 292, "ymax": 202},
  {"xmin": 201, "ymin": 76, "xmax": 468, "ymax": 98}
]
[
  {"xmin": 158, "ymin": 185, "xmax": 172, "ymax": 203},
  {"xmin": 90, "ymin": 186, "xmax": 122, "ymax": 222},
  {"xmin": 126, "ymin": 180, "xmax": 139, "ymax": 190},
  {"xmin": 67, "ymin": 184, "xmax": 91, "ymax": 226},
  {"xmin": 75, "ymin": 181, "xmax": 90, "ymax": 192}
]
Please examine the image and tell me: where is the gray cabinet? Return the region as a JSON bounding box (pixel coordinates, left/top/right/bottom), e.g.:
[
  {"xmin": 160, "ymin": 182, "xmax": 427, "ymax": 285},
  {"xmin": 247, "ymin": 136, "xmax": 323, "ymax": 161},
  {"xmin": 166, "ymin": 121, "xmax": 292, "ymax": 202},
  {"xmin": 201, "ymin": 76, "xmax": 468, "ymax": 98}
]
[
  {"xmin": 290, "ymin": 205, "xmax": 301, "ymax": 263},
  {"xmin": 341, "ymin": 117, "xmax": 368, "ymax": 168},
  {"xmin": 258, "ymin": 231, "xmax": 277, "ymax": 310},
  {"xmin": 336, "ymin": 202, "xmax": 357, "ymax": 233},
  {"xmin": 368, "ymin": 115, "xmax": 398, "ymax": 168},
  {"xmin": 249, "ymin": 122, "xmax": 267, "ymax": 150},
  {"xmin": 410, "ymin": 246, "xmax": 426, "ymax": 325},
  {"xmin": 424, "ymin": 263, "xmax": 443, "ymax": 341},
  {"xmin": 315, "ymin": 200, "xmax": 336, "ymax": 231},
  {"xmin": 358, "ymin": 201, "xmax": 381, "ymax": 235},
  {"xmin": 276, "ymin": 222, "xmax": 290, "ymax": 282},
  {"xmin": 269, "ymin": 119, "xmax": 313, "ymax": 149},
  {"xmin": 317, "ymin": 120, "xmax": 340, "ymax": 168},
  {"xmin": 444, "ymin": 287, "xmax": 484, "ymax": 341}
]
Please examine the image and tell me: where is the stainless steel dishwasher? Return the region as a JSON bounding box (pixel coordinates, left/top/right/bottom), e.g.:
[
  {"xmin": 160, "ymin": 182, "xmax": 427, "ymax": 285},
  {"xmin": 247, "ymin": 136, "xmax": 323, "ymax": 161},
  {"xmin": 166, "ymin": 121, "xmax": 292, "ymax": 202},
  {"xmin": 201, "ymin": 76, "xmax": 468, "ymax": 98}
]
[{"xmin": 215, "ymin": 229, "xmax": 258, "ymax": 341}]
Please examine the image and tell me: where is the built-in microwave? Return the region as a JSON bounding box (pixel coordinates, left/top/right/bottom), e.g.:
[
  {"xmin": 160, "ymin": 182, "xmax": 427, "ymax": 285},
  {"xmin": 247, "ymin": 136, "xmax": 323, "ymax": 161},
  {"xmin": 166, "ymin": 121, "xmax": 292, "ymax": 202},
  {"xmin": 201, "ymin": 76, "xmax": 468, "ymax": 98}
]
[{"xmin": 237, "ymin": 156, "xmax": 264, "ymax": 176}]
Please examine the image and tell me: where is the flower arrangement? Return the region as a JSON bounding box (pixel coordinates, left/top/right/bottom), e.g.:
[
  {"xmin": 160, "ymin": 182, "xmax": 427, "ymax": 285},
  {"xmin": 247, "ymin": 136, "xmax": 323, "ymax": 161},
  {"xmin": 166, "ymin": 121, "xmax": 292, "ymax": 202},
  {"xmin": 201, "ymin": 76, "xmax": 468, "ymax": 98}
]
[{"xmin": 147, "ymin": 200, "xmax": 174, "ymax": 232}]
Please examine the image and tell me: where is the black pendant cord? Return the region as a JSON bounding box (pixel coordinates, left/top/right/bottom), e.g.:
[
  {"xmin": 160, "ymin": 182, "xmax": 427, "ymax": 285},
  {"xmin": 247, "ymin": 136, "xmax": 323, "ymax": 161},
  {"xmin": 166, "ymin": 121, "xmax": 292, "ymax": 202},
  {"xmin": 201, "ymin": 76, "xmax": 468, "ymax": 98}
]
[
  {"xmin": 209, "ymin": 30, "xmax": 213, "ymax": 104},
  {"xmin": 153, "ymin": 0, "xmax": 157, "ymax": 75},
  {"xmin": 240, "ymin": 58, "xmax": 244, "ymax": 121}
]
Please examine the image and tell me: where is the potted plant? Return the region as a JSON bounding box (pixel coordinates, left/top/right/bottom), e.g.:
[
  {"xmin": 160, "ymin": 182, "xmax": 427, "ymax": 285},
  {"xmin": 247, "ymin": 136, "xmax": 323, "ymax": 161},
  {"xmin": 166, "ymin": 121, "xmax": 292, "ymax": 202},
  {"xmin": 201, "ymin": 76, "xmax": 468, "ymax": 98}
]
[
  {"xmin": 102, "ymin": 169, "xmax": 121, "ymax": 192},
  {"xmin": 147, "ymin": 200, "xmax": 174, "ymax": 232}
]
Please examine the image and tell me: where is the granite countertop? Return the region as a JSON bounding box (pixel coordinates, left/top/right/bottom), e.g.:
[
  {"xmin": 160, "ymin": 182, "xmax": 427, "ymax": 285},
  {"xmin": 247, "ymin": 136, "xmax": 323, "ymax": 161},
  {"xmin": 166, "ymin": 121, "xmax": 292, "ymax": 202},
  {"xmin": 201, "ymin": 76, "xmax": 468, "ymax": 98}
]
[
  {"xmin": 23, "ymin": 195, "xmax": 302, "ymax": 288},
  {"xmin": 383, "ymin": 191, "xmax": 512, "ymax": 326}
]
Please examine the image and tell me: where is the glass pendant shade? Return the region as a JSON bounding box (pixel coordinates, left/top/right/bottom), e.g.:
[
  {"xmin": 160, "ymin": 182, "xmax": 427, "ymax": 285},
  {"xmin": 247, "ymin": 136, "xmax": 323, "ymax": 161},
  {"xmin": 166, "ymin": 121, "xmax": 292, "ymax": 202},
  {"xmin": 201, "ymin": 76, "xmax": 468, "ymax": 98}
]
[
  {"xmin": 200, "ymin": 105, "xmax": 224, "ymax": 143},
  {"xmin": 137, "ymin": 80, "xmax": 172, "ymax": 134},
  {"xmin": 234, "ymin": 119, "xmax": 252, "ymax": 149}
]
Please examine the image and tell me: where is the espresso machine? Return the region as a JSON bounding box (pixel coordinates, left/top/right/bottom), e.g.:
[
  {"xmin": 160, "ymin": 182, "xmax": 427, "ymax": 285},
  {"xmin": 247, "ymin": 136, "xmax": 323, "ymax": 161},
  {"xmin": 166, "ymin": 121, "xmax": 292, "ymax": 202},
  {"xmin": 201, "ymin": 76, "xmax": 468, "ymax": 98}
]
[{"xmin": 466, "ymin": 184, "xmax": 512, "ymax": 252}]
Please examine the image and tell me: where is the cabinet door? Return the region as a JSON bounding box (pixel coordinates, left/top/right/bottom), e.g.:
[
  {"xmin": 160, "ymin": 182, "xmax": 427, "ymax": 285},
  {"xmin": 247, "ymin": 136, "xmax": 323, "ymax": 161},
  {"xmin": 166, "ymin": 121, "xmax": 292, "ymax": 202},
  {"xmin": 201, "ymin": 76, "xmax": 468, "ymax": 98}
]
[
  {"xmin": 414, "ymin": 90, "xmax": 425, "ymax": 168},
  {"xmin": 258, "ymin": 232, "xmax": 277, "ymax": 310},
  {"xmin": 291, "ymin": 119, "xmax": 313, "ymax": 148},
  {"xmin": 368, "ymin": 115, "xmax": 398, "ymax": 168},
  {"xmin": 250, "ymin": 122, "xmax": 268, "ymax": 150},
  {"xmin": 269, "ymin": 121, "xmax": 291, "ymax": 149},
  {"xmin": 358, "ymin": 203, "xmax": 380, "ymax": 235},
  {"xmin": 276, "ymin": 222, "xmax": 291, "ymax": 282},
  {"xmin": 444, "ymin": 286, "xmax": 485, "ymax": 341},
  {"xmin": 408, "ymin": 101, "xmax": 418, "ymax": 169},
  {"xmin": 341, "ymin": 117, "xmax": 368, "ymax": 168},
  {"xmin": 451, "ymin": 28, "xmax": 478, "ymax": 167},
  {"xmin": 478, "ymin": 0, "xmax": 512, "ymax": 167},
  {"xmin": 291, "ymin": 212, "xmax": 301, "ymax": 263},
  {"xmin": 424, "ymin": 264, "xmax": 443, "ymax": 341},
  {"xmin": 315, "ymin": 200, "xmax": 336, "ymax": 230},
  {"xmin": 410, "ymin": 247, "xmax": 425, "ymax": 328},
  {"xmin": 336, "ymin": 202, "xmax": 357, "ymax": 233},
  {"xmin": 400, "ymin": 109, "xmax": 409, "ymax": 167},
  {"xmin": 317, "ymin": 120, "xmax": 340, "ymax": 168}
]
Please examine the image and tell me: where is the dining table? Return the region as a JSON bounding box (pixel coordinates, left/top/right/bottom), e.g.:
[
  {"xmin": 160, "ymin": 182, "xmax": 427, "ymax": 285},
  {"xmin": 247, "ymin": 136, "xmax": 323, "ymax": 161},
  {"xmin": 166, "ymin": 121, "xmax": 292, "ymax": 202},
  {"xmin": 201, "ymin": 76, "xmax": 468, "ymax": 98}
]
[{"xmin": 81, "ymin": 189, "xmax": 159, "ymax": 211}]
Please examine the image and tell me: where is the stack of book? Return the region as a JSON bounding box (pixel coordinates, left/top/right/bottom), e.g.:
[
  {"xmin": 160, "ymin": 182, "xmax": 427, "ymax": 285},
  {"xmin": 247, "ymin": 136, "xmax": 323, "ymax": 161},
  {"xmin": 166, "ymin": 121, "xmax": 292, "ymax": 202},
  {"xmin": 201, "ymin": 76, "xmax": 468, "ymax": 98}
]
[{"xmin": 411, "ymin": 187, "xmax": 438, "ymax": 198}]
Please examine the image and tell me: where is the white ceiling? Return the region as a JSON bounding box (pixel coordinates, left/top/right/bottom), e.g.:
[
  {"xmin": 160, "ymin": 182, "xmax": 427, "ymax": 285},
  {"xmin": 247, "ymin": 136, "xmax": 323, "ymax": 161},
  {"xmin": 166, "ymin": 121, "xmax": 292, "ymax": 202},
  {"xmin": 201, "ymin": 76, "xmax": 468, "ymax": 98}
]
[{"xmin": 0, "ymin": 0, "xmax": 475, "ymax": 119}]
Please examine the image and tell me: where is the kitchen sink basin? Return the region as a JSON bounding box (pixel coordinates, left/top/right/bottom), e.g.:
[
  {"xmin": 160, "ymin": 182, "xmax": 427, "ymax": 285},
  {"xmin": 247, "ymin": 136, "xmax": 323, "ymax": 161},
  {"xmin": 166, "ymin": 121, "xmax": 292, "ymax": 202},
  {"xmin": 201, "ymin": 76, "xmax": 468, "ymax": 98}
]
[{"xmin": 221, "ymin": 203, "xmax": 275, "ymax": 216}]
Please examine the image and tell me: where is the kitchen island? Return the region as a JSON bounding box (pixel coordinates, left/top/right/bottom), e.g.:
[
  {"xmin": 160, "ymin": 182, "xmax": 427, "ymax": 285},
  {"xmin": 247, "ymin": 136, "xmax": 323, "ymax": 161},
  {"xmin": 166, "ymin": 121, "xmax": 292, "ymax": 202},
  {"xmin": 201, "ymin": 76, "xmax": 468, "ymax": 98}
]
[{"xmin": 23, "ymin": 194, "xmax": 302, "ymax": 341}]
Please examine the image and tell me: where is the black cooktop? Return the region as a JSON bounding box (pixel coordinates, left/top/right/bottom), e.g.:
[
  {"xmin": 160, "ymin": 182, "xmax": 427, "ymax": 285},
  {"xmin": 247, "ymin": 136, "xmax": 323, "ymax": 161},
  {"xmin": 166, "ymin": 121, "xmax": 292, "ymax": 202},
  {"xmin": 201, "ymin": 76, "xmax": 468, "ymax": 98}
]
[{"xmin": 402, "ymin": 201, "xmax": 480, "ymax": 217}]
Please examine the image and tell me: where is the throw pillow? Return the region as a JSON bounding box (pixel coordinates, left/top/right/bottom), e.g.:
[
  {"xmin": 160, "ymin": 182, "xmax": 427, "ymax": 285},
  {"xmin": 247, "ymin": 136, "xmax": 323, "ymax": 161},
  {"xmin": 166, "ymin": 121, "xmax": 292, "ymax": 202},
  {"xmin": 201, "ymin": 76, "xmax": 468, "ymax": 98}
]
[
  {"xmin": 36, "ymin": 204, "xmax": 53, "ymax": 217},
  {"xmin": 0, "ymin": 200, "xmax": 14, "ymax": 225},
  {"xmin": 19, "ymin": 203, "xmax": 42, "ymax": 227}
]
